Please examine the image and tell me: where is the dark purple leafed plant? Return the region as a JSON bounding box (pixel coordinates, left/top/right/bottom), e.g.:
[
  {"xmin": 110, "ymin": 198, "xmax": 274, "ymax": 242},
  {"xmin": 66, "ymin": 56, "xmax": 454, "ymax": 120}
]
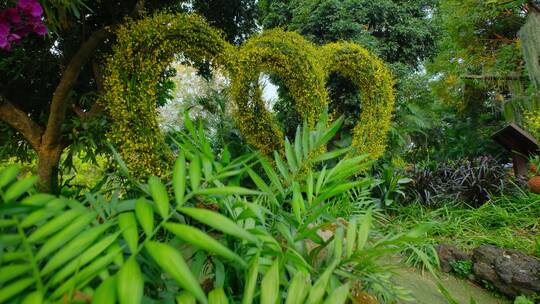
[{"xmin": 0, "ymin": 0, "xmax": 46, "ymax": 50}]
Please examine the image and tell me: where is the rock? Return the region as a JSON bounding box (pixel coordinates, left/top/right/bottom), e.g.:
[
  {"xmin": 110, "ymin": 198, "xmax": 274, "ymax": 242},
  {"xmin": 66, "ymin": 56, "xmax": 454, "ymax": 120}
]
[
  {"xmin": 472, "ymin": 245, "xmax": 540, "ymax": 297},
  {"xmin": 437, "ymin": 244, "xmax": 472, "ymax": 273}
]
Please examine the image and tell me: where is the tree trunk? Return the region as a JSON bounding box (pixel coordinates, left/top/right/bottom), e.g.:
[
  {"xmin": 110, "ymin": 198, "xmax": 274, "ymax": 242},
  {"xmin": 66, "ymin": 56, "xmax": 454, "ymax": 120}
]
[{"xmin": 37, "ymin": 145, "xmax": 63, "ymax": 193}]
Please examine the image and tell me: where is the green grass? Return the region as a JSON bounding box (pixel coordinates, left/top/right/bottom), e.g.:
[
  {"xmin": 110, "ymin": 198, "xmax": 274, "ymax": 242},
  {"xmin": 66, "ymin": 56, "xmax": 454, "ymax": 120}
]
[{"xmin": 383, "ymin": 192, "xmax": 540, "ymax": 258}]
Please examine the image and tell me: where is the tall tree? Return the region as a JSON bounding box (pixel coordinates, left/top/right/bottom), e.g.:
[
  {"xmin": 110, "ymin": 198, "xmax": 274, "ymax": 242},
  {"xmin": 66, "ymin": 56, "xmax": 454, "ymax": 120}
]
[
  {"xmin": 259, "ymin": 0, "xmax": 439, "ymax": 156},
  {"xmin": 0, "ymin": 0, "xmax": 259, "ymax": 192},
  {"xmin": 259, "ymin": 0, "xmax": 438, "ymax": 67},
  {"xmin": 429, "ymin": 0, "xmax": 540, "ymax": 128}
]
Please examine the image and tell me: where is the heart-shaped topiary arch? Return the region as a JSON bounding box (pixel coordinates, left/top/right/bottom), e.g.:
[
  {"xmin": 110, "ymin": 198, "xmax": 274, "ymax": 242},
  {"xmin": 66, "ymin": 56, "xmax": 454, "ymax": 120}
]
[
  {"xmin": 229, "ymin": 28, "xmax": 329, "ymax": 156},
  {"xmin": 320, "ymin": 42, "xmax": 395, "ymax": 161},
  {"xmin": 102, "ymin": 13, "xmax": 395, "ymax": 177},
  {"xmin": 101, "ymin": 13, "xmax": 233, "ymax": 177}
]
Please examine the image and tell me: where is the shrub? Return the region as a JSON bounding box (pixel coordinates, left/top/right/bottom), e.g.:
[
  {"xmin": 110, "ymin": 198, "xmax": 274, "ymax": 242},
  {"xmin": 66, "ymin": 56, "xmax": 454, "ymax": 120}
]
[
  {"xmin": 405, "ymin": 156, "xmax": 510, "ymax": 207},
  {"xmin": 0, "ymin": 116, "xmax": 432, "ymax": 303}
]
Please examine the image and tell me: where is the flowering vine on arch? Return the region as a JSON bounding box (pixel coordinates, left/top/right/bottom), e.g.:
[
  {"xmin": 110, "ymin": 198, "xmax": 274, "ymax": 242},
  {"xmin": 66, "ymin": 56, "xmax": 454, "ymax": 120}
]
[
  {"xmin": 101, "ymin": 13, "xmax": 232, "ymax": 177},
  {"xmin": 102, "ymin": 13, "xmax": 396, "ymax": 178}
]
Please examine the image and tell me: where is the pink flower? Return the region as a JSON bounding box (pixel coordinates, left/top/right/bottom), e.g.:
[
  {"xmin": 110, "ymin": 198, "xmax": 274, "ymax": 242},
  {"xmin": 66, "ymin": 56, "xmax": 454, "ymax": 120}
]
[
  {"xmin": 5, "ymin": 8, "xmax": 21, "ymax": 24},
  {"xmin": 17, "ymin": 0, "xmax": 33, "ymax": 9},
  {"xmin": 0, "ymin": 0, "xmax": 46, "ymax": 50},
  {"xmin": 28, "ymin": 2, "xmax": 43, "ymax": 17},
  {"xmin": 34, "ymin": 23, "xmax": 46, "ymax": 35},
  {"xmin": 0, "ymin": 23, "xmax": 9, "ymax": 37}
]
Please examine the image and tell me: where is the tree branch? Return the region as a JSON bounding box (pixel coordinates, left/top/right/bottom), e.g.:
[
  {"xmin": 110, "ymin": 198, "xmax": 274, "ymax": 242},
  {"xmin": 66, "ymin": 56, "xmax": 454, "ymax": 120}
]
[
  {"xmin": 0, "ymin": 95, "xmax": 44, "ymax": 150},
  {"xmin": 461, "ymin": 74, "xmax": 528, "ymax": 81},
  {"xmin": 41, "ymin": 27, "xmax": 109, "ymax": 149},
  {"xmin": 41, "ymin": 0, "xmax": 145, "ymax": 150}
]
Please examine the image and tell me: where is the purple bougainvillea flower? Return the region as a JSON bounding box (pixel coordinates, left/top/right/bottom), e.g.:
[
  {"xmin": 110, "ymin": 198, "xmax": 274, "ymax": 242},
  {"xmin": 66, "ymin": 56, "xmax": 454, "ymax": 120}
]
[
  {"xmin": 0, "ymin": 0, "xmax": 47, "ymax": 50},
  {"xmin": 29, "ymin": 2, "xmax": 43, "ymax": 17},
  {"xmin": 14, "ymin": 24, "xmax": 30, "ymax": 37},
  {"xmin": 6, "ymin": 8, "xmax": 21, "ymax": 24},
  {"xmin": 8, "ymin": 33, "xmax": 21, "ymax": 43},
  {"xmin": 34, "ymin": 23, "xmax": 46, "ymax": 35},
  {"xmin": 17, "ymin": 0, "xmax": 33, "ymax": 9},
  {"xmin": 0, "ymin": 23, "xmax": 9, "ymax": 37},
  {"xmin": 0, "ymin": 36, "xmax": 10, "ymax": 50}
]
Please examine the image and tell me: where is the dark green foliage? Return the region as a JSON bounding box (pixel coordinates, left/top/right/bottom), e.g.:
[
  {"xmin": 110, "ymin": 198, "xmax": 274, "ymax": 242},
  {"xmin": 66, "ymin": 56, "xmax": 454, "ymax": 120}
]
[
  {"xmin": 188, "ymin": 0, "xmax": 258, "ymax": 44},
  {"xmin": 405, "ymin": 156, "xmax": 510, "ymax": 207},
  {"xmin": 0, "ymin": 117, "xmax": 434, "ymax": 303},
  {"xmin": 385, "ymin": 192, "xmax": 540, "ymax": 258},
  {"xmin": 259, "ymin": 0, "xmax": 438, "ymax": 66}
]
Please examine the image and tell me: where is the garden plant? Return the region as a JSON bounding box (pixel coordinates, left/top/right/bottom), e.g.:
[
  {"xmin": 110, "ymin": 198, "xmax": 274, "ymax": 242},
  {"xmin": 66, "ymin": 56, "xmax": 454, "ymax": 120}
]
[{"xmin": 1, "ymin": 0, "xmax": 540, "ymax": 303}]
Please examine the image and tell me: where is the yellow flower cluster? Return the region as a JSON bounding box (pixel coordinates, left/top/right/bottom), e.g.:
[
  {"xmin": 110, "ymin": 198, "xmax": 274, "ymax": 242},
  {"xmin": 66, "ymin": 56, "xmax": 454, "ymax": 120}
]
[
  {"xmin": 525, "ymin": 110, "xmax": 540, "ymax": 139},
  {"xmin": 229, "ymin": 29, "xmax": 329, "ymax": 156},
  {"xmin": 231, "ymin": 36, "xmax": 395, "ymax": 160},
  {"xmin": 100, "ymin": 13, "xmax": 232, "ymax": 177},
  {"xmin": 101, "ymin": 13, "xmax": 396, "ymax": 177},
  {"xmin": 320, "ymin": 42, "xmax": 395, "ymax": 160}
]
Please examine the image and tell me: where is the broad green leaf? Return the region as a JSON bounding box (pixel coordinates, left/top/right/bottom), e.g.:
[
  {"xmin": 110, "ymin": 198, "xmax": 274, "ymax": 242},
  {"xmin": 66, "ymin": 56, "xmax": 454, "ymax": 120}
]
[
  {"xmin": 189, "ymin": 155, "xmax": 201, "ymax": 191},
  {"xmin": 41, "ymin": 223, "xmax": 111, "ymax": 275},
  {"xmin": 27, "ymin": 208, "xmax": 84, "ymax": 243},
  {"xmin": 92, "ymin": 276, "xmax": 117, "ymax": 304},
  {"xmin": 285, "ymin": 271, "xmax": 310, "ymax": 304},
  {"xmin": 178, "ymin": 207, "xmax": 258, "ymax": 244},
  {"xmin": 108, "ymin": 143, "xmax": 130, "ymax": 177},
  {"xmin": 0, "ymin": 218, "xmax": 16, "ymax": 228},
  {"xmin": 260, "ymin": 158, "xmax": 284, "ymax": 195},
  {"xmin": 357, "ymin": 210, "xmax": 372, "ymax": 251},
  {"xmin": 315, "ymin": 116, "xmax": 343, "ymax": 147},
  {"xmin": 135, "ymin": 198, "xmax": 154, "ymax": 236},
  {"xmin": 315, "ymin": 167, "xmax": 327, "ymax": 195},
  {"xmin": 0, "ymin": 264, "xmax": 31, "ymax": 284},
  {"xmin": 312, "ymin": 147, "xmax": 349, "ymax": 162},
  {"xmin": 274, "ymin": 152, "xmax": 290, "ymax": 180},
  {"xmin": 208, "ymin": 287, "xmax": 228, "ymax": 304},
  {"xmin": 176, "ymin": 292, "xmax": 196, "ymax": 304},
  {"xmin": 53, "ymin": 246, "xmax": 122, "ymax": 298},
  {"xmin": 242, "ymin": 253, "xmax": 259, "ymax": 304},
  {"xmin": 333, "ymin": 227, "xmax": 344, "ymax": 262},
  {"xmin": 302, "ymin": 121, "xmax": 309, "ymax": 159},
  {"xmin": 346, "ymin": 218, "xmax": 357, "ymax": 258},
  {"xmin": 291, "ymin": 182, "xmax": 304, "ymax": 222},
  {"xmin": 119, "ymin": 212, "xmax": 138, "ymax": 253},
  {"xmin": 194, "ymin": 187, "xmax": 261, "ymax": 196},
  {"xmin": 19, "ymin": 198, "xmax": 66, "ymax": 227},
  {"xmin": 173, "ymin": 153, "xmax": 186, "ymax": 206},
  {"xmin": 285, "ymin": 139, "xmax": 298, "ymax": 172},
  {"xmin": 146, "ymin": 241, "xmax": 207, "ymax": 304},
  {"xmin": 0, "ymin": 165, "xmax": 20, "ymax": 189},
  {"xmin": 306, "ymin": 171, "xmax": 313, "ymax": 206},
  {"xmin": 3, "ymin": 176, "xmax": 38, "ymax": 202},
  {"xmin": 261, "ymin": 259, "xmax": 280, "ymax": 304},
  {"xmin": 322, "ymin": 282, "xmax": 349, "ymax": 304},
  {"xmin": 1, "ymin": 251, "xmax": 27, "ymax": 263},
  {"xmin": 164, "ymin": 223, "xmax": 246, "ymax": 268},
  {"xmin": 294, "ymin": 126, "xmax": 303, "ymax": 165},
  {"xmin": 117, "ymin": 257, "xmax": 143, "ymax": 304},
  {"xmin": 22, "ymin": 291, "xmax": 42, "ymax": 304},
  {"xmin": 0, "ymin": 278, "xmax": 34, "ymax": 303},
  {"xmin": 306, "ymin": 263, "xmax": 336, "ymax": 304},
  {"xmin": 51, "ymin": 233, "xmax": 120, "ymax": 285},
  {"xmin": 35, "ymin": 212, "xmax": 96, "ymax": 260},
  {"xmin": 20, "ymin": 193, "xmax": 55, "ymax": 206},
  {"xmin": 0, "ymin": 233, "xmax": 21, "ymax": 245},
  {"xmin": 246, "ymin": 168, "xmax": 278, "ymax": 207},
  {"xmin": 148, "ymin": 176, "xmax": 169, "ymax": 218}
]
